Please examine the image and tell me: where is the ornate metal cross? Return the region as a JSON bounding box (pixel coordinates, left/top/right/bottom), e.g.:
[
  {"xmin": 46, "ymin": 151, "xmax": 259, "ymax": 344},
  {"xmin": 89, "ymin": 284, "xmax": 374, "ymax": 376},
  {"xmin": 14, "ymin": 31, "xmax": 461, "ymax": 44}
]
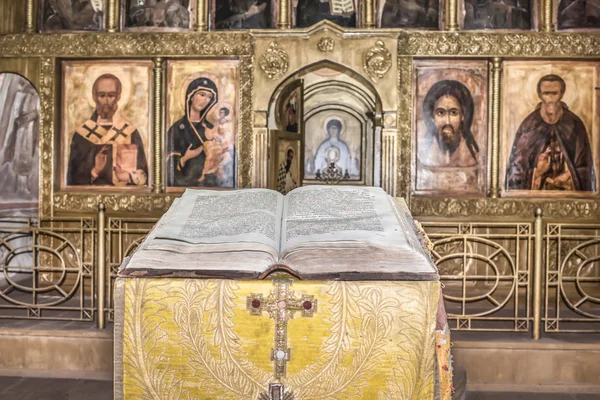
[
  {"xmin": 247, "ymin": 280, "xmax": 317, "ymax": 379},
  {"xmin": 258, "ymin": 383, "xmax": 295, "ymax": 400}
]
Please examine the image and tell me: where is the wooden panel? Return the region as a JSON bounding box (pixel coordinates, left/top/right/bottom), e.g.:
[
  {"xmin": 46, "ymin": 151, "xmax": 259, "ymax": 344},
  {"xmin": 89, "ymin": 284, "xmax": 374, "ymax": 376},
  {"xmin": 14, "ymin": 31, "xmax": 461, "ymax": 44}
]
[
  {"xmin": 0, "ymin": 58, "xmax": 41, "ymax": 88},
  {"xmin": 0, "ymin": 0, "xmax": 26, "ymax": 34}
]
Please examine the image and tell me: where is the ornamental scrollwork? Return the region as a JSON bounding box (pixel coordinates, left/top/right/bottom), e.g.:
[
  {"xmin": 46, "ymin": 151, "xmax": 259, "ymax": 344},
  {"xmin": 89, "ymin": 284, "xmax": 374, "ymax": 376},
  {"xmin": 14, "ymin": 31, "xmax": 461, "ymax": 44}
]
[
  {"xmin": 363, "ymin": 40, "xmax": 392, "ymax": 83},
  {"xmin": 53, "ymin": 194, "xmax": 177, "ymax": 213},
  {"xmin": 260, "ymin": 42, "xmax": 289, "ymax": 80},
  {"xmin": 317, "ymin": 37, "xmax": 335, "ymax": 53},
  {"xmin": 0, "ymin": 33, "xmax": 253, "ymax": 57},
  {"xmin": 398, "ymin": 33, "xmax": 600, "ymax": 57},
  {"xmin": 410, "ymin": 197, "xmax": 600, "ymax": 220}
]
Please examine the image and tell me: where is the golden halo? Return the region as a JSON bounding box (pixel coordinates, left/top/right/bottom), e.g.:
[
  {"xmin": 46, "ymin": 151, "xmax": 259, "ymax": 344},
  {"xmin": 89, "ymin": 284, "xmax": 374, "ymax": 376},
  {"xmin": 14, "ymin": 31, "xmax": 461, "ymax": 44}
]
[
  {"xmin": 523, "ymin": 70, "xmax": 580, "ymax": 112},
  {"xmin": 83, "ymin": 67, "xmax": 132, "ymax": 111},
  {"xmin": 323, "ymin": 115, "xmax": 346, "ymax": 137},
  {"xmin": 285, "ymin": 145, "xmax": 296, "ymax": 157},
  {"xmin": 179, "ymin": 72, "xmax": 221, "ymax": 113}
]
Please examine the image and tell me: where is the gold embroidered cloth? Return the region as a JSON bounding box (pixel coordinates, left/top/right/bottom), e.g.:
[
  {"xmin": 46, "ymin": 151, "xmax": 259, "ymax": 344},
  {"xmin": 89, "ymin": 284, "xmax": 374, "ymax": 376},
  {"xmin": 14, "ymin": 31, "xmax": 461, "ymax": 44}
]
[{"xmin": 114, "ymin": 278, "xmax": 448, "ymax": 399}]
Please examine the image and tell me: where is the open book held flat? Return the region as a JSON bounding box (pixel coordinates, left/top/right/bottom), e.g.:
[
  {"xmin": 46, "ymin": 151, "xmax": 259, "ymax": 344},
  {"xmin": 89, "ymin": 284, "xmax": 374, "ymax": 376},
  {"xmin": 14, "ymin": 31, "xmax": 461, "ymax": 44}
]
[{"xmin": 119, "ymin": 186, "xmax": 439, "ymax": 281}]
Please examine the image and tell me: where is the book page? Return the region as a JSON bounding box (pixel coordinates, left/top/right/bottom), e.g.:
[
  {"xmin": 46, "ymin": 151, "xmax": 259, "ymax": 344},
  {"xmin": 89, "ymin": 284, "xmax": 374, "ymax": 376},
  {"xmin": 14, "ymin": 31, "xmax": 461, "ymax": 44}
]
[
  {"xmin": 153, "ymin": 188, "xmax": 283, "ymax": 250},
  {"xmin": 331, "ymin": 0, "xmax": 355, "ymax": 14},
  {"xmin": 280, "ymin": 186, "xmax": 409, "ymax": 254}
]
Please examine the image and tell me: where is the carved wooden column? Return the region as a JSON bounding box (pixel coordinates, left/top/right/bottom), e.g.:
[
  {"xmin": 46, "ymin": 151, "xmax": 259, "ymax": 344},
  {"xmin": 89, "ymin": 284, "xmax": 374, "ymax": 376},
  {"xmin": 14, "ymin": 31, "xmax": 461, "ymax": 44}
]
[
  {"xmin": 153, "ymin": 58, "xmax": 164, "ymax": 194},
  {"xmin": 278, "ymin": 0, "xmax": 291, "ymax": 29},
  {"xmin": 533, "ymin": 208, "xmax": 544, "ymax": 340},
  {"xmin": 254, "ymin": 111, "xmax": 269, "ymax": 188},
  {"xmin": 381, "ymin": 127, "xmax": 397, "ymax": 196},
  {"xmin": 195, "ymin": 0, "xmax": 209, "ymax": 31},
  {"xmin": 107, "ymin": 0, "xmax": 118, "ymax": 32},
  {"xmin": 446, "ymin": 0, "xmax": 459, "ymax": 31},
  {"xmin": 26, "ymin": 0, "xmax": 34, "ymax": 33},
  {"xmin": 39, "ymin": 57, "xmax": 55, "ymax": 217},
  {"xmin": 363, "ymin": 0, "xmax": 375, "ymax": 28},
  {"xmin": 540, "ymin": 0, "xmax": 554, "ymax": 32},
  {"xmin": 489, "ymin": 57, "xmax": 502, "ymax": 198}
]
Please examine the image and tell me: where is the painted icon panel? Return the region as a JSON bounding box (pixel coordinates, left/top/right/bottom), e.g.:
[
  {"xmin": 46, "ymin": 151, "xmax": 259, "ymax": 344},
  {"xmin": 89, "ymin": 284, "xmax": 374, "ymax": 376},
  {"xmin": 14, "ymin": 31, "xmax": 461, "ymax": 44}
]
[
  {"xmin": 276, "ymin": 139, "xmax": 301, "ymax": 194},
  {"xmin": 0, "ymin": 73, "xmax": 40, "ymax": 215},
  {"xmin": 122, "ymin": 0, "xmax": 196, "ymax": 31},
  {"xmin": 378, "ymin": 0, "xmax": 439, "ymax": 29},
  {"xmin": 413, "ymin": 60, "xmax": 488, "ymax": 196},
  {"xmin": 461, "ymin": 0, "xmax": 532, "ymax": 30},
  {"xmin": 557, "ymin": 0, "xmax": 600, "ymax": 30},
  {"xmin": 304, "ymin": 110, "xmax": 362, "ymax": 181},
  {"xmin": 501, "ymin": 61, "xmax": 599, "ymax": 197},
  {"xmin": 40, "ymin": 0, "xmax": 105, "ymax": 32},
  {"xmin": 294, "ymin": 0, "xmax": 358, "ymax": 28},
  {"xmin": 61, "ymin": 60, "xmax": 153, "ymax": 191},
  {"xmin": 166, "ymin": 59, "xmax": 239, "ymax": 190},
  {"xmin": 213, "ymin": 0, "xmax": 276, "ymax": 29}
]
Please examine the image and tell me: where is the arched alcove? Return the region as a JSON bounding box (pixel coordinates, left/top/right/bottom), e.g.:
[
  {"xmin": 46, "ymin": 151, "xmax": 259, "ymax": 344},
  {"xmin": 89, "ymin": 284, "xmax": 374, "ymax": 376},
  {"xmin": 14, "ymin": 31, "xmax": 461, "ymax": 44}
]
[{"xmin": 267, "ymin": 61, "xmax": 383, "ymax": 192}]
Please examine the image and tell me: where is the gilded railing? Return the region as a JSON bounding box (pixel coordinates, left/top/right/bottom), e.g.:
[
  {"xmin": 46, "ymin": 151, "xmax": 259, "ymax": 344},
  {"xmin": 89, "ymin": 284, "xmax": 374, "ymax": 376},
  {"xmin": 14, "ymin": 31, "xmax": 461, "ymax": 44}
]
[
  {"xmin": 421, "ymin": 221, "xmax": 534, "ymax": 332},
  {"xmin": 1, "ymin": 210, "xmax": 599, "ymax": 336},
  {"xmin": 0, "ymin": 216, "xmax": 96, "ymax": 321},
  {"xmin": 105, "ymin": 216, "xmax": 158, "ymax": 323},
  {"xmin": 544, "ymin": 223, "xmax": 600, "ymax": 333}
]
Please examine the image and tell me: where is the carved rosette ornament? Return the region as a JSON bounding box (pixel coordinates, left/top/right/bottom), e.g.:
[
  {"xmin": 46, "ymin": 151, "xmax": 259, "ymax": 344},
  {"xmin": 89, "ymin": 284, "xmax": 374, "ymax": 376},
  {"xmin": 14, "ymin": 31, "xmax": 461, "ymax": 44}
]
[
  {"xmin": 363, "ymin": 41, "xmax": 392, "ymax": 83},
  {"xmin": 317, "ymin": 37, "xmax": 334, "ymax": 53},
  {"xmin": 260, "ymin": 42, "xmax": 289, "ymax": 80}
]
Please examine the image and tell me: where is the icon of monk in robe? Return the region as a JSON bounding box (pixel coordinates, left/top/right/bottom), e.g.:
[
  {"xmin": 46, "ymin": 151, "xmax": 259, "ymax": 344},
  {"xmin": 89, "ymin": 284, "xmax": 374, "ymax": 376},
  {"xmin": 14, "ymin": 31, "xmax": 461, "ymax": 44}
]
[
  {"xmin": 67, "ymin": 74, "xmax": 148, "ymax": 187},
  {"xmin": 505, "ymin": 74, "xmax": 596, "ymax": 192},
  {"xmin": 167, "ymin": 77, "xmax": 233, "ymax": 187}
]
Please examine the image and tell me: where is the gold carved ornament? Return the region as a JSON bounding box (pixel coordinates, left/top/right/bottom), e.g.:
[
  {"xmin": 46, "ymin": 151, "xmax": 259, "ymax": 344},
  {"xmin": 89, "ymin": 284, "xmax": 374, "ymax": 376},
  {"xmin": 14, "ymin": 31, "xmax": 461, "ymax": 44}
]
[
  {"xmin": 260, "ymin": 42, "xmax": 289, "ymax": 80},
  {"xmin": 317, "ymin": 37, "xmax": 335, "ymax": 53},
  {"xmin": 363, "ymin": 40, "xmax": 392, "ymax": 83},
  {"xmin": 397, "ymin": 32, "xmax": 600, "ymax": 57}
]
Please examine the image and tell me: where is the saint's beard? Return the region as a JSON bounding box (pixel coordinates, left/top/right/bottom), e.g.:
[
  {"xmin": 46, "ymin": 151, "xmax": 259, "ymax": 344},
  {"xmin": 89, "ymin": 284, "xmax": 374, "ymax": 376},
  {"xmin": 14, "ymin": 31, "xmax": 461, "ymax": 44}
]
[
  {"xmin": 97, "ymin": 103, "xmax": 118, "ymax": 120},
  {"xmin": 437, "ymin": 124, "xmax": 462, "ymax": 152}
]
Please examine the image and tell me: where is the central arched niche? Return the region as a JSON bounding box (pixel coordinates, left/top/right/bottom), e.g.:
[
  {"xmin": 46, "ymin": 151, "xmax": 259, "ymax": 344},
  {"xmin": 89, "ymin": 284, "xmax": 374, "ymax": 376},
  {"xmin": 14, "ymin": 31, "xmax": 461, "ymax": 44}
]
[{"xmin": 267, "ymin": 61, "xmax": 383, "ymax": 191}]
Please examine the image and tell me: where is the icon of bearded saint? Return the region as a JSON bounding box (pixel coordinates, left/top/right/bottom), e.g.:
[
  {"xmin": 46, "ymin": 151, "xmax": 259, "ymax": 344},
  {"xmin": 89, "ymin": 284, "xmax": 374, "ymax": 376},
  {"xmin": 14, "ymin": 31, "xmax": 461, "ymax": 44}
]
[
  {"xmin": 417, "ymin": 79, "xmax": 481, "ymax": 192},
  {"xmin": 67, "ymin": 74, "xmax": 148, "ymax": 186}
]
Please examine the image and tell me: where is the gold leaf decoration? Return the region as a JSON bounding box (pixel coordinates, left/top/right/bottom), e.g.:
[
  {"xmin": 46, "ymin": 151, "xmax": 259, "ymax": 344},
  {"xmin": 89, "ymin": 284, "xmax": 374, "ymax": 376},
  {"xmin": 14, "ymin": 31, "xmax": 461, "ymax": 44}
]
[
  {"xmin": 170, "ymin": 280, "xmax": 269, "ymax": 399},
  {"xmin": 123, "ymin": 280, "xmax": 190, "ymax": 400},
  {"xmin": 317, "ymin": 37, "xmax": 335, "ymax": 53},
  {"xmin": 260, "ymin": 42, "xmax": 289, "ymax": 80},
  {"xmin": 0, "ymin": 33, "xmax": 253, "ymax": 57},
  {"xmin": 289, "ymin": 283, "xmax": 399, "ymax": 399},
  {"xmin": 410, "ymin": 197, "xmax": 600, "ymax": 219},
  {"xmin": 398, "ymin": 33, "xmax": 600, "ymax": 57},
  {"xmin": 379, "ymin": 283, "xmax": 438, "ymax": 399},
  {"xmin": 363, "ymin": 40, "xmax": 392, "ymax": 83}
]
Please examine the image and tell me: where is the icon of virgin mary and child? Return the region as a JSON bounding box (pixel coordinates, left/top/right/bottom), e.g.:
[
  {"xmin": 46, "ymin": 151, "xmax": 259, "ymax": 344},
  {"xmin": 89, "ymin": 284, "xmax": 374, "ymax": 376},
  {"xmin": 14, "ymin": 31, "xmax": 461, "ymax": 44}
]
[{"xmin": 166, "ymin": 77, "xmax": 234, "ymax": 188}]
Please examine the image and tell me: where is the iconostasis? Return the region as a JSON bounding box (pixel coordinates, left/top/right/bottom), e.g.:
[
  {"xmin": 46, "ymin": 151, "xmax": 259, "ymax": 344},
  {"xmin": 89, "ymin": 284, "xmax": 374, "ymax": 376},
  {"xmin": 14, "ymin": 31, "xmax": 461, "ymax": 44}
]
[{"xmin": 0, "ymin": 0, "xmax": 598, "ymax": 221}]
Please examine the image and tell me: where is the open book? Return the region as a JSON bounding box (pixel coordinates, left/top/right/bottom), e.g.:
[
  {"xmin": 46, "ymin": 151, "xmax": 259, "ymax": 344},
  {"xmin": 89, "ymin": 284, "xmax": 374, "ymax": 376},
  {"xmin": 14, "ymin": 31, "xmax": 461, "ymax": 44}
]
[{"xmin": 121, "ymin": 186, "xmax": 439, "ymax": 281}]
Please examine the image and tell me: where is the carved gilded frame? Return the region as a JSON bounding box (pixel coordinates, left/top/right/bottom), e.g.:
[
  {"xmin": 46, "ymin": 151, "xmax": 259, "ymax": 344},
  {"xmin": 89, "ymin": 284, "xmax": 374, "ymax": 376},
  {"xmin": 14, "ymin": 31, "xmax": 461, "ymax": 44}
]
[
  {"xmin": 398, "ymin": 32, "xmax": 600, "ymax": 220},
  {"xmin": 0, "ymin": 33, "xmax": 254, "ymax": 216}
]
